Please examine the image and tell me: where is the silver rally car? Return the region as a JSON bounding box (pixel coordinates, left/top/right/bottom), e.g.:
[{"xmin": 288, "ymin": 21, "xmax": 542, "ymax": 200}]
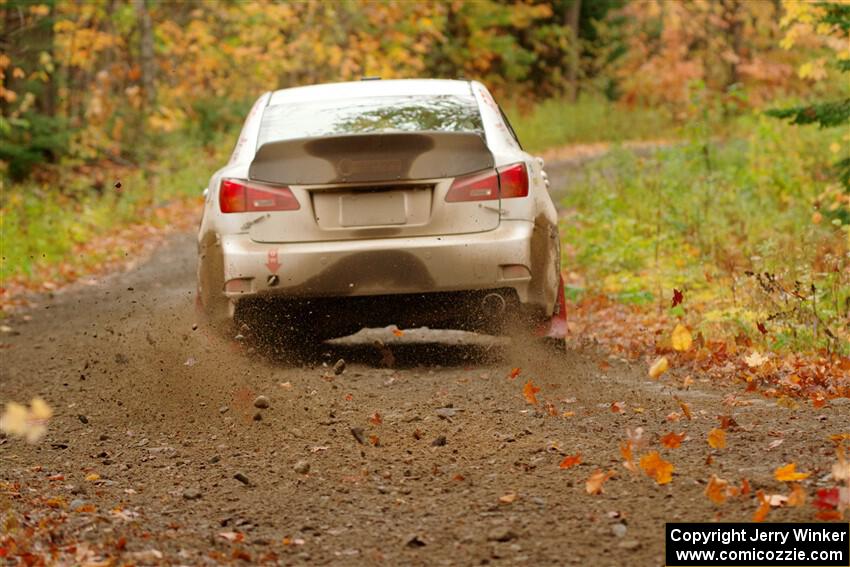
[{"xmin": 197, "ymin": 78, "xmax": 566, "ymax": 343}]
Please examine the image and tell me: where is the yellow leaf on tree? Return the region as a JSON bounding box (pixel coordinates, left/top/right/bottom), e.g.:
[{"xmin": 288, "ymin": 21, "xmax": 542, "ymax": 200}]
[
  {"xmin": 705, "ymin": 474, "xmax": 729, "ymax": 504},
  {"xmin": 671, "ymin": 324, "xmax": 692, "ymax": 351},
  {"xmin": 648, "ymin": 356, "xmax": 669, "ymax": 379},
  {"xmin": 774, "ymin": 463, "xmax": 811, "ymax": 482},
  {"xmin": 707, "ymin": 428, "xmax": 727, "ymax": 449},
  {"xmin": 639, "ymin": 451, "xmax": 674, "ymax": 485}
]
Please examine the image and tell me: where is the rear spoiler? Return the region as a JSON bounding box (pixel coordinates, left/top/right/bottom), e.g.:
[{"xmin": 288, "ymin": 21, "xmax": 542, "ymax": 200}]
[{"xmin": 249, "ymin": 131, "xmax": 494, "ymax": 185}]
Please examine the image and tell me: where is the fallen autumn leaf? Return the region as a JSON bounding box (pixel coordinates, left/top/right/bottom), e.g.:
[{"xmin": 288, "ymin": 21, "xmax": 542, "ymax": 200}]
[
  {"xmin": 774, "ymin": 463, "xmax": 811, "ymax": 482},
  {"xmin": 523, "ymin": 380, "xmax": 541, "ymax": 405},
  {"xmin": 639, "ymin": 451, "xmax": 674, "ymax": 485},
  {"xmin": 648, "ymin": 356, "xmax": 669, "ymax": 379},
  {"xmin": 671, "ymin": 324, "xmax": 692, "ymax": 352}
]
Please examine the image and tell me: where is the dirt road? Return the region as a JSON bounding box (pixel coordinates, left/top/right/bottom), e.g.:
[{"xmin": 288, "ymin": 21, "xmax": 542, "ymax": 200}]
[{"xmin": 1, "ymin": 157, "xmax": 845, "ymax": 566}]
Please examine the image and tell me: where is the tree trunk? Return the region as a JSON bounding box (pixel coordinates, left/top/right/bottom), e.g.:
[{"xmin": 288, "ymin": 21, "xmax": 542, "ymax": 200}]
[
  {"xmin": 566, "ymin": 0, "xmax": 581, "ymax": 101},
  {"xmin": 1, "ymin": 3, "xmax": 18, "ymax": 116},
  {"xmin": 725, "ymin": 0, "xmax": 743, "ymax": 89},
  {"xmin": 36, "ymin": 0, "xmax": 56, "ymax": 118},
  {"xmin": 134, "ymin": 0, "xmax": 155, "ymax": 107},
  {"xmin": 2, "ymin": 0, "xmax": 57, "ymax": 117}
]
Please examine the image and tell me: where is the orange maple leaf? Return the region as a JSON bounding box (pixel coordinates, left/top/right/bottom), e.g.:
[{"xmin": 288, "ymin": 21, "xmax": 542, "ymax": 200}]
[
  {"xmin": 369, "ymin": 412, "xmax": 382, "ymax": 425},
  {"xmin": 620, "ymin": 440, "xmax": 637, "ymax": 472},
  {"xmin": 678, "ymin": 399, "xmax": 692, "ymax": 420},
  {"xmin": 717, "ymin": 415, "xmax": 738, "ymax": 429},
  {"xmin": 523, "ymin": 380, "xmax": 540, "ymax": 405},
  {"xmin": 586, "ymin": 470, "xmax": 615, "ymax": 495},
  {"xmin": 610, "ymin": 401, "xmax": 625, "ymax": 414},
  {"xmin": 508, "ymin": 367, "xmax": 521, "ymax": 380},
  {"xmin": 707, "ymin": 428, "xmax": 726, "ymax": 449},
  {"xmin": 660, "ymin": 432, "xmax": 686, "ymax": 449},
  {"xmin": 774, "ymin": 463, "xmax": 811, "ymax": 482},
  {"xmin": 639, "ymin": 451, "xmax": 674, "ymax": 485},
  {"xmin": 705, "ymin": 474, "xmax": 729, "ymax": 504},
  {"xmin": 753, "ymin": 490, "xmax": 771, "ymax": 522},
  {"xmin": 740, "ymin": 477, "xmax": 751, "ymax": 495},
  {"xmin": 787, "ymin": 483, "xmax": 806, "ymax": 507},
  {"xmin": 369, "ymin": 435, "xmax": 380, "ymax": 446},
  {"xmin": 559, "ymin": 454, "xmax": 582, "ymax": 469}
]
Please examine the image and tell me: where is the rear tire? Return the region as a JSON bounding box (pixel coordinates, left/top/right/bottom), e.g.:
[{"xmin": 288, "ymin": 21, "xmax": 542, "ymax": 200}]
[{"xmin": 197, "ymin": 233, "xmax": 231, "ymax": 332}]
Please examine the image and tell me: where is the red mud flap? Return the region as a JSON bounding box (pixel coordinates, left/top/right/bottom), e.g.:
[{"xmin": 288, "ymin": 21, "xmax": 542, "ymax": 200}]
[{"xmin": 535, "ymin": 276, "xmax": 567, "ymax": 340}]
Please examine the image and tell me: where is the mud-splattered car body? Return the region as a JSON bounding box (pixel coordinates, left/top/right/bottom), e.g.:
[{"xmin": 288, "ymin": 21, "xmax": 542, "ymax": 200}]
[{"xmin": 197, "ymin": 79, "xmax": 565, "ymax": 340}]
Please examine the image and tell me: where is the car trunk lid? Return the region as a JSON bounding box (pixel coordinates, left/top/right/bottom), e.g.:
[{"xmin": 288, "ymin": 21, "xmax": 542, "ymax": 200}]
[{"xmin": 247, "ymin": 132, "xmax": 500, "ymax": 243}]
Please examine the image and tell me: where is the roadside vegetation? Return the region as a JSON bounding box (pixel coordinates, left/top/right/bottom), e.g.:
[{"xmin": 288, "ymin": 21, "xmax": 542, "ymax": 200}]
[
  {"xmin": 506, "ymin": 96, "xmax": 678, "ymax": 152},
  {"xmin": 562, "ymin": 113, "xmax": 848, "ymax": 350},
  {"xmin": 2, "ymin": 132, "xmax": 228, "ymax": 286}
]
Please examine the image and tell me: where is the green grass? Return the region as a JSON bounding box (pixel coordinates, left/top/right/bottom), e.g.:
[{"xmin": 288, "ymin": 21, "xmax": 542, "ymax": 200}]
[
  {"xmin": 506, "ymin": 96, "xmax": 679, "ymax": 153},
  {"xmin": 559, "ymin": 112, "xmax": 849, "ymax": 353}
]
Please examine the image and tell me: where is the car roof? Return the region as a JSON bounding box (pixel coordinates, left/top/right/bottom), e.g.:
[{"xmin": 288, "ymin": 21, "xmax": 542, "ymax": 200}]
[{"xmin": 267, "ymin": 79, "xmax": 475, "ymax": 106}]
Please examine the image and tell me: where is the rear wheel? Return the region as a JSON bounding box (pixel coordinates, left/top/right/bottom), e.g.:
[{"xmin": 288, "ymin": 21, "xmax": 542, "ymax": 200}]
[{"xmin": 197, "ymin": 233, "xmax": 231, "ymax": 331}]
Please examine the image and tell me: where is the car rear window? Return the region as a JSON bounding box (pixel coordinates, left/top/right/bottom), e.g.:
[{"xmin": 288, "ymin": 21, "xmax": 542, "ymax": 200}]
[{"xmin": 257, "ymin": 95, "xmax": 484, "ymax": 147}]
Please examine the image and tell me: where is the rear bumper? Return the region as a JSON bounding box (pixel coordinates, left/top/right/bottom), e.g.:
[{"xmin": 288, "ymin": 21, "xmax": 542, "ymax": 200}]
[{"xmin": 219, "ymin": 220, "xmax": 545, "ymax": 306}]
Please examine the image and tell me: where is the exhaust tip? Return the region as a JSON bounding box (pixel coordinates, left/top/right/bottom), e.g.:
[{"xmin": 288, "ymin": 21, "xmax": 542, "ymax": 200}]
[
  {"xmin": 267, "ymin": 275, "xmax": 280, "ymax": 287},
  {"xmin": 481, "ymin": 292, "xmax": 506, "ymax": 316}
]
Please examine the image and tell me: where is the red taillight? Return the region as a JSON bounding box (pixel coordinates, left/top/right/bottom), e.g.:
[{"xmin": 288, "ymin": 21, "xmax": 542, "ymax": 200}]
[
  {"xmin": 445, "ymin": 169, "xmax": 499, "ymax": 202},
  {"xmin": 219, "ymin": 178, "xmax": 300, "ymax": 213},
  {"xmin": 497, "ymin": 163, "xmax": 529, "ymax": 199},
  {"xmin": 445, "ymin": 162, "xmax": 529, "ymax": 202}
]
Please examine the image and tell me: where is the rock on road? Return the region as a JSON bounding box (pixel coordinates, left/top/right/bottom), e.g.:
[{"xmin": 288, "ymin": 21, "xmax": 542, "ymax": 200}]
[{"xmin": 0, "ymin": 155, "xmax": 843, "ymax": 565}]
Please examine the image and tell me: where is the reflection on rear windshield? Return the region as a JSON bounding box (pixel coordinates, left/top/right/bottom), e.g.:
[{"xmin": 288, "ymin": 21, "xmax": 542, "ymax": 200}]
[{"xmin": 257, "ymin": 95, "xmax": 484, "ymax": 147}]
